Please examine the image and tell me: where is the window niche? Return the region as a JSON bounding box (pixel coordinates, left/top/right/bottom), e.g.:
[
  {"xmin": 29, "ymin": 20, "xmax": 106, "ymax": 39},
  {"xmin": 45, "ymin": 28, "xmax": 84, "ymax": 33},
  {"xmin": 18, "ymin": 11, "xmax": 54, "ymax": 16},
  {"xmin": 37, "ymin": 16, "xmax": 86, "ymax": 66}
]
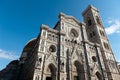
[
  {"xmin": 89, "ymin": 31, "xmax": 96, "ymax": 38},
  {"xmin": 100, "ymin": 30, "xmax": 105, "ymax": 37},
  {"xmin": 87, "ymin": 17, "xmax": 92, "ymax": 26},
  {"xmin": 103, "ymin": 42, "xmax": 110, "ymax": 50},
  {"xmin": 96, "ymin": 16, "xmax": 101, "ymax": 25}
]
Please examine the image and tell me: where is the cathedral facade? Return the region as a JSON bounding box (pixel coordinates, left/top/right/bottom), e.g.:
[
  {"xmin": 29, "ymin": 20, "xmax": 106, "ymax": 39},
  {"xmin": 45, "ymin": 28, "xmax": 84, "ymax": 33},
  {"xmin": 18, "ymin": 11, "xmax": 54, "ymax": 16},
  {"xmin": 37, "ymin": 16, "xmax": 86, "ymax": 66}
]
[{"xmin": 0, "ymin": 5, "xmax": 120, "ymax": 80}]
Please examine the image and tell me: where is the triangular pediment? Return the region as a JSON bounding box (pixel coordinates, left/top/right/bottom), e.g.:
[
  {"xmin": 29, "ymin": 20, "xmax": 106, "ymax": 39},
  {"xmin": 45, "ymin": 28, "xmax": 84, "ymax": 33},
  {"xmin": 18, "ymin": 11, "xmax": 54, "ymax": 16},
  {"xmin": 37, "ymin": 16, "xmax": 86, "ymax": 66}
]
[
  {"xmin": 59, "ymin": 12, "xmax": 80, "ymax": 27},
  {"xmin": 66, "ymin": 17, "xmax": 80, "ymax": 26}
]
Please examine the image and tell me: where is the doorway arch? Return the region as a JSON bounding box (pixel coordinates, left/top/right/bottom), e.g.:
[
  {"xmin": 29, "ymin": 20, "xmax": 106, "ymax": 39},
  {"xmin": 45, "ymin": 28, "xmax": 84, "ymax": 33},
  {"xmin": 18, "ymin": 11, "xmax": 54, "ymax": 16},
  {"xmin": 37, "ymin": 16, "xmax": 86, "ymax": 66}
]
[
  {"xmin": 46, "ymin": 63, "xmax": 56, "ymax": 80},
  {"xmin": 74, "ymin": 61, "xmax": 85, "ymax": 80}
]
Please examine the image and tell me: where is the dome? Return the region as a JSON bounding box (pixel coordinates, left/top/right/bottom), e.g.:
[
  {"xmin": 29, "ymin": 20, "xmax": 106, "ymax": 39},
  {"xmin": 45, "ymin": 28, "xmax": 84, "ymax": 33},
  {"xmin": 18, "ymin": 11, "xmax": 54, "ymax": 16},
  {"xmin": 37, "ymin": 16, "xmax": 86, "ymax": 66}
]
[
  {"xmin": 20, "ymin": 38, "xmax": 37, "ymax": 60},
  {"xmin": 23, "ymin": 38, "xmax": 37, "ymax": 52},
  {"xmin": 8, "ymin": 60, "xmax": 19, "ymax": 65}
]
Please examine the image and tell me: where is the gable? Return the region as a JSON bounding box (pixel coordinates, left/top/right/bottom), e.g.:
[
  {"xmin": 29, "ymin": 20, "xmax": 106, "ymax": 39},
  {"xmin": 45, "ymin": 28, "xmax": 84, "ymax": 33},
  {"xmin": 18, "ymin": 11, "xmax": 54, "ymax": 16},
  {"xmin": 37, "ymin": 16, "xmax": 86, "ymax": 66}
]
[
  {"xmin": 66, "ymin": 17, "xmax": 80, "ymax": 27},
  {"xmin": 59, "ymin": 13, "xmax": 80, "ymax": 27}
]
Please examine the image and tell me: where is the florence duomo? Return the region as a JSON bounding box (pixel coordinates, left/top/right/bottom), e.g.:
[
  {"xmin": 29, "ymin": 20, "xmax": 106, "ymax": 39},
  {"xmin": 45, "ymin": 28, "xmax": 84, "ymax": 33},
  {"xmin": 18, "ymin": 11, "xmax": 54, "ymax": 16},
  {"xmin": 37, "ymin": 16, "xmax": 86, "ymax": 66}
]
[{"xmin": 0, "ymin": 5, "xmax": 120, "ymax": 80}]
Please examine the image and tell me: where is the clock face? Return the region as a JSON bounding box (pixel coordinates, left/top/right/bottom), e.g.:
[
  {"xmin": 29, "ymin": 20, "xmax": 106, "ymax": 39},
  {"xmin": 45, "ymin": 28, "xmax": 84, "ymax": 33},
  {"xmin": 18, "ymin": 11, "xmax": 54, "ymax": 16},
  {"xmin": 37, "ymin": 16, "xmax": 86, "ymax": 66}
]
[{"xmin": 70, "ymin": 29, "xmax": 79, "ymax": 38}]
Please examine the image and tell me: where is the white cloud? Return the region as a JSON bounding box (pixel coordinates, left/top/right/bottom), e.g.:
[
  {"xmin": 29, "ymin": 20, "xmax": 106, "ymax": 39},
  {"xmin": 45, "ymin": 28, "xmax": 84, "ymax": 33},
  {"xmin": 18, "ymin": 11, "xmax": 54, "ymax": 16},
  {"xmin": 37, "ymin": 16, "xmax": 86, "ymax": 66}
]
[
  {"xmin": 105, "ymin": 19, "xmax": 120, "ymax": 35},
  {"xmin": 117, "ymin": 60, "xmax": 120, "ymax": 65},
  {"xmin": 0, "ymin": 49, "xmax": 19, "ymax": 60}
]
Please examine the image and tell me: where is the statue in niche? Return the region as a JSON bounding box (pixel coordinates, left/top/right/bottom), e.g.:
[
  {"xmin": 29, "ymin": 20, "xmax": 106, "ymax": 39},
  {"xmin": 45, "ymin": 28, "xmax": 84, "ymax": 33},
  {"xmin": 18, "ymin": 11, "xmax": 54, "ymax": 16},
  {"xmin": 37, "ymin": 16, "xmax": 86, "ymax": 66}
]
[{"xmin": 35, "ymin": 57, "xmax": 42, "ymax": 69}]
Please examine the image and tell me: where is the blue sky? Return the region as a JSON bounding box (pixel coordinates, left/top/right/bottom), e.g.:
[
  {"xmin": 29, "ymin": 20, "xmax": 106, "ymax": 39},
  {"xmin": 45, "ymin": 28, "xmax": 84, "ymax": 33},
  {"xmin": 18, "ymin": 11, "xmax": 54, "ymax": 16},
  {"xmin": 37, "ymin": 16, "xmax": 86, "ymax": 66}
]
[{"xmin": 0, "ymin": 0, "xmax": 120, "ymax": 70}]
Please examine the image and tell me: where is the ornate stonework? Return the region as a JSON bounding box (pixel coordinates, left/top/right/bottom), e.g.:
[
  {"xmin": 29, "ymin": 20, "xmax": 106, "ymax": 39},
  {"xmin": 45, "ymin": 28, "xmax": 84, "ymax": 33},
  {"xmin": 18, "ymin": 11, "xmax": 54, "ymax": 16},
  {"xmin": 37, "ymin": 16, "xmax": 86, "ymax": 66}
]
[{"xmin": 0, "ymin": 5, "xmax": 120, "ymax": 80}]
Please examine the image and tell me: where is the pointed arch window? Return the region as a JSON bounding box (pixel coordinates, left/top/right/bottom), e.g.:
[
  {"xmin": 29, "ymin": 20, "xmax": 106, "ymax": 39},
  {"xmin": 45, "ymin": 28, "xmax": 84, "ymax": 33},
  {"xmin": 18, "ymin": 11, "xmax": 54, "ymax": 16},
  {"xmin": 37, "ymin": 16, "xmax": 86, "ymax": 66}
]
[
  {"xmin": 96, "ymin": 16, "xmax": 101, "ymax": 25},
  {"xmin": 46, "ymin": 64, "xmax": 56, "ymax": 80},
  {"xmin": 87, "ymin": 17, "xmax": 92, "ymax": 26},
  {"xmin": 74, "ymin": 61, "xmax": 85, "ymax": 80}
]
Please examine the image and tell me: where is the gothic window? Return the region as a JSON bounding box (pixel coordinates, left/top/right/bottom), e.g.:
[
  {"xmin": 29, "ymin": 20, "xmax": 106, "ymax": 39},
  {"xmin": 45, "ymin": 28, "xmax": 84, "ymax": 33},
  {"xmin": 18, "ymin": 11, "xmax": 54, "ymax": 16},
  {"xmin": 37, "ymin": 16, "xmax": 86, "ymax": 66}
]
[
  {"xmin": 111, "ymin": 62, "xmax": 116, "ymax": 68},
  {"xmin": 106, "ymin": 43, "xmax": 109, "ymax": 49},
  {"xmin": 47, "ymin": 64, "xmax": 56, "ymax": 80},
  {"xmin": 103, "ymin": 42, "xmax": 106, "ymax": 48},
  {"xmin": 90, "ymin": 31, "xmax": 95, "ymax": 38},
  {"xmin": 100, "ymin": 30, "xmax": 105, "ymax": 37},
  {"xmin": 103, "ymin": 42, "xmax": 109, "ymax": 50},
  {"xmin": 87, "ymin": 17, "xmax": 92, "ymax": 26},
  {"xmin": 74, "ymin": 61, "xmax": 85, "ymax": 80},
  {"xmin": 96, "ymin": 16, "xmax": 101, "ymax": 25}
]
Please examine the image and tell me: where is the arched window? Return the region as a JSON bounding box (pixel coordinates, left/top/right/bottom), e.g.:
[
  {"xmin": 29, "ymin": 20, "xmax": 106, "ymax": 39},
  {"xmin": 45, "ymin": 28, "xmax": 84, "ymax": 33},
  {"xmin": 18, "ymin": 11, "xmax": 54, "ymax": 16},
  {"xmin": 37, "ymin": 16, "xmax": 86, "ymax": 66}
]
[
  {"xmin": 103, "ymin": 42, "xmax": 109, "ymax": 50},
  {"xmin": 87, "ymin": 18, "xmax": 92, "ymax": 26},
  {"xmin": 46, "ymin": 64, "xmax": 56, "ymax": 80},
  {"xmin": 96, "ymin": 16, "xmax": 101, "ymax": 25}
]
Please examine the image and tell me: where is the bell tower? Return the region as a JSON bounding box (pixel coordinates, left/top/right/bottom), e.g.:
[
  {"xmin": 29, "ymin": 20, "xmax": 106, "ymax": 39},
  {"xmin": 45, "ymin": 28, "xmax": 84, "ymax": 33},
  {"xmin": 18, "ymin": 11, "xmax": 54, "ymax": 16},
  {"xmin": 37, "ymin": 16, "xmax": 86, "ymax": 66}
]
[{"xmin": 82, "ymin": 5, "xmax": 120, "ymax": 80}]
